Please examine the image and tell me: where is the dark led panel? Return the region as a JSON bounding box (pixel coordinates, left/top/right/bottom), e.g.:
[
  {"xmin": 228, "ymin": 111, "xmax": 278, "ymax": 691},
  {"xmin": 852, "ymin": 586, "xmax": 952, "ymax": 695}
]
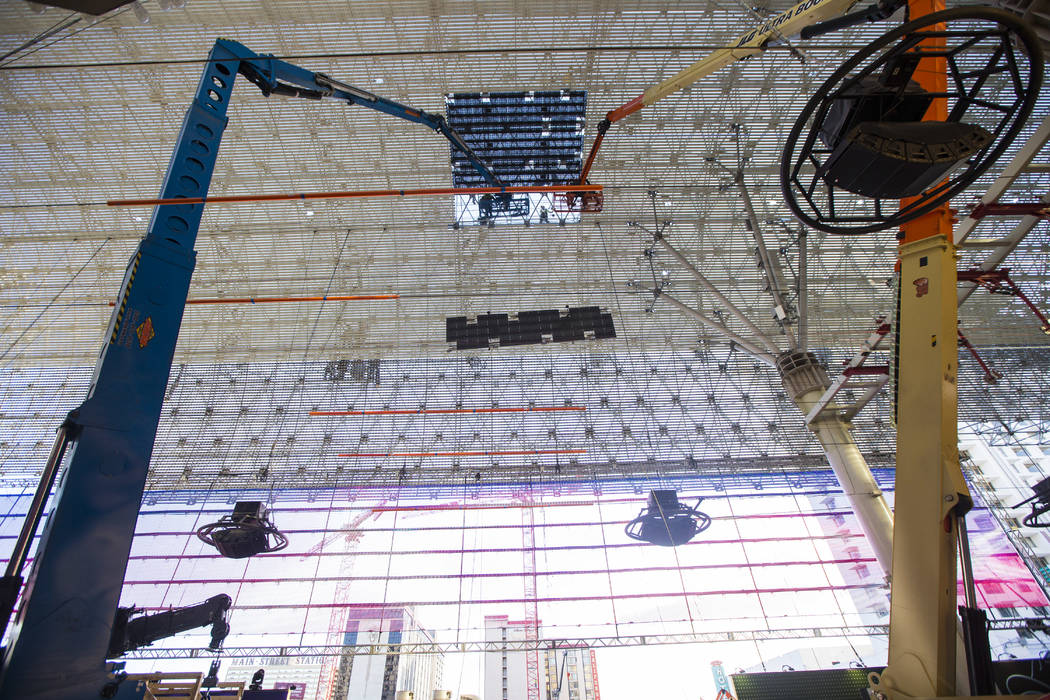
[
  {"xmin": 445, "ymin": 91, "xmax": 587, "ymax": 188},
  {"xmin": 730, "ymin": 668, "xmax": 882, "ymax": 700},
  {"xmin": 446, "ymin": 306, "xmax": 615, "ymax": 350}
]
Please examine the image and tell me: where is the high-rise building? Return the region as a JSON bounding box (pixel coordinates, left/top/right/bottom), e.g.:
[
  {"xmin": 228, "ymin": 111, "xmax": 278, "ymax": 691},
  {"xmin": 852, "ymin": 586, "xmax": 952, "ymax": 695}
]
[
  {"xmin": 338, "ymin": 605, "xmax": 444, "ymax": 700},
  {"xmin": 484, "ymin": 616, "xmax": 600, "ymax": 700},
  {"xmin": 542, "ymin": 645, "xmax": 600, "ymax": 700},
  {"xmin": 485, "ymin": 616, "xmax": 526, "ymax": 700},
  {"xmin": 960, "ymin": 438, "xmax": 1050, "ymax": 614}
]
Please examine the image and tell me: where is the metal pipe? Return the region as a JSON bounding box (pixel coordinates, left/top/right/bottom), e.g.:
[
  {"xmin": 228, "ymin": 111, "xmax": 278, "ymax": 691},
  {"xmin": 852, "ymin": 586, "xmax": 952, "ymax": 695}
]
[
  {"xmin": 798, "ymin": 230, "xmax": 808, "ymax": 352},
  {"xmin": 811, "ymin": 417, "xmax": 894, "ymax": 575},
  {"xmin": 5, "ymin": 425, "xmax": 69, "ymax": 580},
  {"xmin": 794, "ymin": 384, "xmax": 894, "ymax": 575},
  {"xmin": 957, "ymin": 514, "xmax": 978, "ymax": 610},
  {"xmin": 109, "ymin": 293, "xmax": 400, "ymax": 307},
  {"xmin": 655, "ymin": 291, "xmax": 778, "ymax": 365},
  {"xmin": 734, "ymin": 174, "xmax": 798, "ymax": 350},
  {"xmin": 0, "ymin": 424, "xmax": 70, "ymax": 642},
  {"xmin": 653, "ymin": 235, "xmax": 781, "ymax": 354},
  {"xmin": 107, "ymin": 184, "xmax": 602, "ymax": 208}
]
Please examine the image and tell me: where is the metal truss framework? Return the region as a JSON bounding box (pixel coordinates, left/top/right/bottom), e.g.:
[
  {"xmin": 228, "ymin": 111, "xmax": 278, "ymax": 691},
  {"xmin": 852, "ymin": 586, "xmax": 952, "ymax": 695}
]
[
  {"xmin": 0, "ymin": 6, "xmax": 1046, "ymax": 688},
  {"xmin": 126, "ymin": 625, "xmax": 893, "ymax": 659},
  {"xmin": 1, "ymin": 344, "xmax": 1048, "ymax": 494},
  {"xmin": 121, "ymin": 617, "xmax": 1050, "ymax": 660},
  {"xmin": 2, "ymin": 2, "xmax": 1047, "ymax": 371},
  {"xmin": 2, "ymin": 348, "xmax": 903, "ymax": 492}
]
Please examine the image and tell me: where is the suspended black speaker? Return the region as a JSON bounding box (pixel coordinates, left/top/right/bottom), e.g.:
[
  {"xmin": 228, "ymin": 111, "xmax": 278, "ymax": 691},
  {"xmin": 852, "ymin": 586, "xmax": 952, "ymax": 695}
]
[
  {"xmin": 625, "ymin": 489, "xmax": 711, "ymax": 547},
  {"xmin": 821, "ymin": 120, "xmax": 992, "ymax": 199}
]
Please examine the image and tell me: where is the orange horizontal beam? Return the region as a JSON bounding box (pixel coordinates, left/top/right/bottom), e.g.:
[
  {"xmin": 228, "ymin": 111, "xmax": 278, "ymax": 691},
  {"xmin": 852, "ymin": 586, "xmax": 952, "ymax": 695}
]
[
  {"xmin": 338, "ymin": 449, "xmax": 587, "ymax": 458},
  {"xmin": 311, "ymin": 406, "xmax": 585, "ymax": 416},
  {"xmin": 108, "ymin": 294, "xmax": 398, "ymax": 307},
  {"xmin": 106, "ymin": 184, "xmax": 603, "ymax": 208}
]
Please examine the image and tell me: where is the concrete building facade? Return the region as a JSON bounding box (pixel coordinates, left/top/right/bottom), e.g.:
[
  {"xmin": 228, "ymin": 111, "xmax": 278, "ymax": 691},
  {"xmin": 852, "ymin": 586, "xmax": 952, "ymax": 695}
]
[
  {"xmin": 484, "ymin": 616, "xmax": 600, "ymax": 700},
  {"xmin": 339, "ymin": 605, "xmax": 444, "ymax": 700}
]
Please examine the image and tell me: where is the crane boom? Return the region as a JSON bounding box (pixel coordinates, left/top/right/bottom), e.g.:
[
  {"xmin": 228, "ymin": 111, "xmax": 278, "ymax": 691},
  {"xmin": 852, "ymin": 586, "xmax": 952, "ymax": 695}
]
[
  {"xmin": 233, "ymin": 43, "xmax": 503, "ymax": 186},
  {"xmin": 107, "ymin": 594, "xmax": 233, "ymax": 658},
  {"xmin": 0, "ymin": 38, "xmax": 493, "ymax": 700},
  {"xmin": 578, "ymin": 0, "xmax": 907, "ymax": 184}
]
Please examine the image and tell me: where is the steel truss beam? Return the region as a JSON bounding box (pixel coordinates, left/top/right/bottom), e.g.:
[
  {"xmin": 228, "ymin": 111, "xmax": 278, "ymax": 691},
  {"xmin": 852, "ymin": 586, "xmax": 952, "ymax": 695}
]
[
  {"xmin": 651, "ymin": 232, "xmax": 781, "ymax": 355},
  {"xmin": 121, "ymin": 618, "xmax": 1050, "ymax": 661},
  {"xmin": 955, "ymin": 114, "xmax": 1050, "ymax": 306},
  {"xmin": 123, "ymin": 625, "xmax": 893, "ymax": 659},
  {"xmin": 805, "ymin": 317, "xmax": 892, "ymax": 425}
]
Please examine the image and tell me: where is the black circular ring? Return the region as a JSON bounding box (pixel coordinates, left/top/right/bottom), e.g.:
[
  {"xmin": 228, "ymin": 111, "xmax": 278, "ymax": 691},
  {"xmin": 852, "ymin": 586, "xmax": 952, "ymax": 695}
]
[{"xmin": 780, "ymin": 7, "xmax": 1043, "ymax": 235}]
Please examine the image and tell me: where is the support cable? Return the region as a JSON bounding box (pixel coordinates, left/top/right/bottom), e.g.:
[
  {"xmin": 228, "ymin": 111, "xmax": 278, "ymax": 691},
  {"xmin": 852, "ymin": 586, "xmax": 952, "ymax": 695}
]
[
  {"xmin": 0, "ymin": 12, "xmax": 80, "ymax": 65},
  {"xmin": 0, "ymin": 6, "xmax": 131, "ymax": 69},
  {"xmin": 299, "ymin": 486, "xmax": 341, "ymax": 646},
  {"xmin": 454, "ymin": 476, "xmax": 469, "ymax": 653},
  {"xmin": 726, "ymin": 490, "xmax": 773, "ymax": 637},
  {"xmin": 651, "ymin": 493, "xmax": 699, "ymax": 636},
  {"xmin": 0, "ymin": 237, "xmax": 109, "ymax": 366},
  {"xmin": 377, "ymin": 483, "xmax": 402, "ymax": 659},
  {"xmin": 589, "ymin": 468, "xmax": 622, "ymax": 639}
]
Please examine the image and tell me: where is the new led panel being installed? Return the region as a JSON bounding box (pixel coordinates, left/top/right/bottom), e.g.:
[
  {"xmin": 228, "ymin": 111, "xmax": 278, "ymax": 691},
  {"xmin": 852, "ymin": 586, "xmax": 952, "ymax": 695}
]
[
  {"xmin": 445, "ymin": 90, "xmax": 586, "ymax": 225},
  {"xmin": 731, "ymin": 668, "xmax": 882, "ymax": 700},
  {"xmin": 446, "ymin": 306, "xmax": 615, "ymax": 350}
]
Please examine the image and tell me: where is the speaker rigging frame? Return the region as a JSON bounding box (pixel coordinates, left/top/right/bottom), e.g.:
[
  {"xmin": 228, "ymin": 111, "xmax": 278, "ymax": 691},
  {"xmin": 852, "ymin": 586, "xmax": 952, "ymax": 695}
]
[{"xmin": 780, "ymin": 6, "xmax": 1043, "ymax": 235}]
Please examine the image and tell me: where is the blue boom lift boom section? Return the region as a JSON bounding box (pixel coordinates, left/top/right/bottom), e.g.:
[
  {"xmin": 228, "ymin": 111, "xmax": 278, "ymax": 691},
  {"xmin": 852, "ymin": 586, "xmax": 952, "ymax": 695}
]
[{"xmin": 0, "ymin": 39, "xmax": 500, "ymax": 700}]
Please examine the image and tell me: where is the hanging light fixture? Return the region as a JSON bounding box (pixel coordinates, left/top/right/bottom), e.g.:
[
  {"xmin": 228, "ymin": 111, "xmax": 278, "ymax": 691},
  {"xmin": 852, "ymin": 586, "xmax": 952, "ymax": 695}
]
[
  {"xmin": 625, "ymin": 489, "xmax": 711, "ymax": 547},
  {"xmin": 196, "ymin": 501, "xmax": 288, "ymax": 558}
]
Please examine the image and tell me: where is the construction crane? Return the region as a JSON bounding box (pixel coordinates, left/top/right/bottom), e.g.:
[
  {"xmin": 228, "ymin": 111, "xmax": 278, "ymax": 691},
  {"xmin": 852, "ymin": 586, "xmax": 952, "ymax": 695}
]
[
  {"xmin": 106, "ymin": 594, "xmax": 233, "ymax": 659},
  {"xmin": 515, "ymin": 488, "xmax": 542, "ymax": 700},
  {"xmin": 318, "ymin": 499, "xmax": 387, "ymax": 700},
  {"xmin": 0, "ymin": 39, "xmax": 508, "ymax": 700}
]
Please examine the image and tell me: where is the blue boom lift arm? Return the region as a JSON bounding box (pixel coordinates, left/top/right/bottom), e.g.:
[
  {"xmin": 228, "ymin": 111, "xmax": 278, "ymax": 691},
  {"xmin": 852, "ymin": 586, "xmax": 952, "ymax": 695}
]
[
  {"xmin": 229, "ymin": 41, "xmax": 503, "ymax": 186},
  {"xmin": 0, "ymin": 39, "xmax": 494, "ymax": 700}
]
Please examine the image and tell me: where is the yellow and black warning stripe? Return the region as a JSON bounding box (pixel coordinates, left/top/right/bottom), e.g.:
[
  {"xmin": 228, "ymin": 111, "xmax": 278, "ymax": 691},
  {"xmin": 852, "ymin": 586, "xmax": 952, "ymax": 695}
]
[{"xmin": 110, "ymin": 251, "xmax": 141, "ymax": 344}]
